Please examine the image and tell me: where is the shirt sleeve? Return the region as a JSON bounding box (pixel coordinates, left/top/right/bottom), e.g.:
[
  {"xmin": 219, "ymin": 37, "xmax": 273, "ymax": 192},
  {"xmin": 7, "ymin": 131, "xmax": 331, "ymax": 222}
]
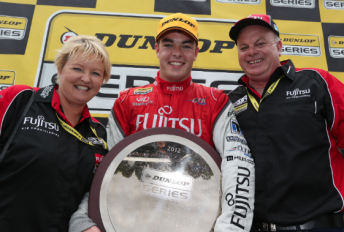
[
  {"xmin": 212, "ymin": 97, "xmax": 255, "ymax": 232},
  {"xmin": 319, "ymin": 71, "xmax": 344, "ymax": 149},
  {"xmin": 106, "ymin": 88, "xmax": 131, "ymax": 149}
]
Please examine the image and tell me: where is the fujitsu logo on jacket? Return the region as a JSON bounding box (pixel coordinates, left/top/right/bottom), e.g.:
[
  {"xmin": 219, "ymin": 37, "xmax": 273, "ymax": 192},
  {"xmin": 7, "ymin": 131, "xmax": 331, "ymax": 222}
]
[
  {"xmin": 23, "ymin": 115, "xmax": 59, "ymax": 131},
  {"xmin": 286, "ymin": 88, "xmax": 310, "ymax": 99}
]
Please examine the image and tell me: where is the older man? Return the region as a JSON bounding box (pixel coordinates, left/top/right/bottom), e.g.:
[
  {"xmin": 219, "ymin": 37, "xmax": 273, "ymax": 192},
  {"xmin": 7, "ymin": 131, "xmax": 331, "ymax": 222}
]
[
  {"xmin": 228, "ymin": 14, "xmax": 344, "ymax": 231},
  {"xmin": 70, "ymin": 13, "xmax": 255, "ymax": 232}
]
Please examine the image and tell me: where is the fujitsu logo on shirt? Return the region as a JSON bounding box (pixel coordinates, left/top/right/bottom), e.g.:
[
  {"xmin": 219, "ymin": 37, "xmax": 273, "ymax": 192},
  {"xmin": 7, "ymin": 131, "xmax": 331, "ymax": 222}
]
[
  {"xmin": 23, "ymin": 115, "xmax": 59, "ymax": 131},
  {"xmin": 22, "ymin": 115, "xmax": 59, "ymax": 137},
  {"xmin": 286, "ymin": 88, "xmax": 311, "ymax": 99},
  {"xmin": 135, "ymin": 106, "xmax": 202, "ymax": 137},
  {"xmin": 167, "ymin": 85, "xmax": 183, "ymax": 91}
]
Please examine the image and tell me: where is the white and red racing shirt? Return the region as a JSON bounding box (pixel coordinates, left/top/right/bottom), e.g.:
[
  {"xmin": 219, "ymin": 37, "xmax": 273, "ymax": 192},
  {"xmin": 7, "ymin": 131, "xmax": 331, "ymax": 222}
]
[{"xmin": 106, "ymin": 72, "xmax": 256, "ymax": 232}]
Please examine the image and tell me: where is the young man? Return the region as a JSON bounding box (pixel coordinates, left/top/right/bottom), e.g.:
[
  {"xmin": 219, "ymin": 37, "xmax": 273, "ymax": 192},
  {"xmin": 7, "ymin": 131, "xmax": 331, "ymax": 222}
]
[
  {"xmin": 228, "ymin": 14, "xmax": 344, "ymax": 231},
  {"xmin": 70, "ymin": 13, "xmax": 254, "ymax": 232}
]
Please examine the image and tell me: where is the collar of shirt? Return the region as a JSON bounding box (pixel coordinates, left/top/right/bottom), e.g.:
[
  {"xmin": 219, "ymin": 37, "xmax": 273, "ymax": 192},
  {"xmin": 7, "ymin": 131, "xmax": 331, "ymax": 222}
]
[
  {"xmin": 238, "ymin": 59, "xmax": 295, "ymax": 99},
  {"xmin": 154, "ymin": 71, "xmax": 193, "ymax": 94},
  {"xmin": 51, "ymin": 85, "xmax": 90, "ymax": 127}
]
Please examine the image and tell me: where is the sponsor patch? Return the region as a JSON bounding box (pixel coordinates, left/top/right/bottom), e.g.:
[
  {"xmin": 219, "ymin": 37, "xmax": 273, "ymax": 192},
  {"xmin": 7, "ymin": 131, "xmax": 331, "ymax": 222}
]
[
  {"xmin": 93, "ymin": 153, "xmax": 104, "ymax": 173},
  {"xmin": 130, "ymin": 95, "xmax": 155, "ymax": 106},
  {"xmin": 286, "ymin": 88, "xmax": 311, "ymax": 99},
  {"xmin": 281, "ymin": 34, "xmax": 321, "ymax": 57},
  {"xmin": 226, "ymin": 155, "xmax": 254, "ymax": 164},
  {"xmin": 226, "ymin": 136, "xmax": 248, "ymax": 145},
  {"xmin": 233, "ymin": 95, "xmax": 247, "ymax": 107},
  {"xmin": 328, "ymin": 36, "xmax": 344, "ymax": 58},
  {"xmin": 230, "ymin": 119, "xmax": 244, "ymax": 136},
  {"xmin": 228, "ymin": 145, "xmax": 251, "ymax": 157},
  {"xmin": 95, "ymin": 153, "xmax": 104, "ymax": 164},
  {"xmin": 233, "ymin": 95, "xmax": 248, "ymax": 114},
  {"xmin": 140, "ymin": 168, "xmax": 193, "ymax": 203},
  {"xmin": 133, "ymin": 87, "xmax": 153, "ymax": 95},
  {"xmin": 186, "ymin": 97, "xmax": 206, "ymax": 105},
  {"xmin": 234, "ymin": 103, "xmax": 248, "ymax": 114},
  {"xmin": 40, "ymin": 85, "xmax": 54, "ymax": 98}
]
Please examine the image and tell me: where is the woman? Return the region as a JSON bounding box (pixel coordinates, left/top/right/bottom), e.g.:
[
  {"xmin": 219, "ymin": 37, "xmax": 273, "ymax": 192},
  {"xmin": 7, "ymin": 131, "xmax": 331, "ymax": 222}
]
[{"xmin": 0, "ymin": 35, "xmax": 111, "ymax": 232}]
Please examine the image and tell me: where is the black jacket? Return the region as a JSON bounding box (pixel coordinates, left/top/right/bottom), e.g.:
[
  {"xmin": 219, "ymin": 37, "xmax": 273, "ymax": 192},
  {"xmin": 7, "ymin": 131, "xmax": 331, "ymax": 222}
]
[
  {"xmin": 228, "ymin": 60, "xmax": 344, "ymax": 225},
  {"xmin": 0, "ymin": 85, "xmax": 107, "ymax": 232}
]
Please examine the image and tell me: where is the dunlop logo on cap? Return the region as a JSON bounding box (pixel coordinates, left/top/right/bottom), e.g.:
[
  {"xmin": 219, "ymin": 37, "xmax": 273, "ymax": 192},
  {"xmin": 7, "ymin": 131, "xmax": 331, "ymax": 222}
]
[{"xmin": 161, "ymin": 17, "xmax": 196, "ymax": 28}]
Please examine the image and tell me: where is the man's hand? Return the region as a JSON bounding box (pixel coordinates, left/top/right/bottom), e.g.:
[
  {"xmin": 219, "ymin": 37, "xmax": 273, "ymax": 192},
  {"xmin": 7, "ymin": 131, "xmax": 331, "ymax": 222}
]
[{"xmin": 83, "ymin": 226, "xmax": 101, "ymax": 232}]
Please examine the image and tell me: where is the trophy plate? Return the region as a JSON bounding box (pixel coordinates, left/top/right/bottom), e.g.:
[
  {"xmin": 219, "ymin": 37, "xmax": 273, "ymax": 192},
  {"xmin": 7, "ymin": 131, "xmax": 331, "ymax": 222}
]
[{"xmin": 89, "ymin": 128, "xmax": 221, "ymax": 232}]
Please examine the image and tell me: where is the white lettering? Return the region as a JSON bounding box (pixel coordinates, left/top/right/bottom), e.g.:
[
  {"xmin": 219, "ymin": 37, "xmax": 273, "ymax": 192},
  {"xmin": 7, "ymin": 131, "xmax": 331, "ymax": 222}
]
[{"xmin": 136, "ymin": 114, "xmax": 145, "ymax": 131}]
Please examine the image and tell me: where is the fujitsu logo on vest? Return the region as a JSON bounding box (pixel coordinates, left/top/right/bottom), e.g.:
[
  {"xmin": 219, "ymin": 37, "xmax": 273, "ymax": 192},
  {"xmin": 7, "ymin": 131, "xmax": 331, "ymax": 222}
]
[
  {"xmin": 23, "ymin": 115, "xmax": 59, "ymax": 131},
  {"xmin": 135, "ymin": 106, "xmax": 202, "ymax": 136}
]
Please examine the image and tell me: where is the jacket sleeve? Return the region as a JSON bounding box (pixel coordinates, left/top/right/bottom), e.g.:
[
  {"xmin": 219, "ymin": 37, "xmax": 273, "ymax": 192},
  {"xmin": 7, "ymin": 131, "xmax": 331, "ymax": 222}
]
[
  {"xmin": 0, "ymin": 85, "xmax": 33, "ymax": 140},
  {"xmin": 212, "ymin": 95, "xmax": 255, "ymax": 232},
  {"xmin": 318, "ymin": 70, "xmax": 344, "ymax": 149},
  {"xmin": 106, "ymin": 88, "xmax": 131, "ymax": 149}
]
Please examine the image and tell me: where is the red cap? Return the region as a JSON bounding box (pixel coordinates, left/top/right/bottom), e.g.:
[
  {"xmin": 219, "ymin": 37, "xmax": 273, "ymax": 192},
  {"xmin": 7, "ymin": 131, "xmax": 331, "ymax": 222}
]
[{"xmin": 229, "ymin": 14, "xmax": 279, "ymax": 43}]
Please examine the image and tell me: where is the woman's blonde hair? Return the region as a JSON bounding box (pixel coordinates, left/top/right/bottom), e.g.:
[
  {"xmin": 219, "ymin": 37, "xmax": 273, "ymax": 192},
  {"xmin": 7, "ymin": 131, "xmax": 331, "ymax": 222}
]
[{"xmin": 54, "ymin": 35, "xmax": 111, "ymax": 83}]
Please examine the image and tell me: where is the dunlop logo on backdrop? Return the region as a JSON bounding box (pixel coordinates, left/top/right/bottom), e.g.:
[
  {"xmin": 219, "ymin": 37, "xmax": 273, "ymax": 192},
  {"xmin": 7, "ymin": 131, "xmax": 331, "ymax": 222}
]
[
  {"xmin": 0, "ymin": 70, "xmax": 15, "ymax": 90},
  {"xmin": 0, "ymin": 15, "xmax": 27, "ymax": 40},
  {"xmin": 271, "ymin": 0, "xmax": 316, "ymax": 8},
  {"xmin": 328, "ymin": 36, "xmax": 344, "ymax": 58},
  {"xmin": 281, "ymin": 34, "xmax": 321, "ymax": 57},
  {"xmin": 324, "ymin": 0, "xmax": 344, "ymax": 9}
]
